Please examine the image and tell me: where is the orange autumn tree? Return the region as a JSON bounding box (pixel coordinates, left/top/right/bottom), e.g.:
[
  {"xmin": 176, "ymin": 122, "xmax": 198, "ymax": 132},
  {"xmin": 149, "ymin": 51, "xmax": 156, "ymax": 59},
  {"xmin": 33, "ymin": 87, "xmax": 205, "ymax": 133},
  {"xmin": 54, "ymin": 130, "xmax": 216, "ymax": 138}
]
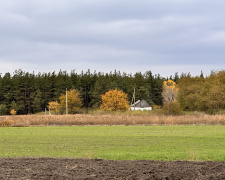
[
  {"xmin": 100, "ymin": 89, "xmax": 129, "ymax": 111},
  {"xmin": 59, "ymin": 89, "xmax": 82, "ymax": 114}
]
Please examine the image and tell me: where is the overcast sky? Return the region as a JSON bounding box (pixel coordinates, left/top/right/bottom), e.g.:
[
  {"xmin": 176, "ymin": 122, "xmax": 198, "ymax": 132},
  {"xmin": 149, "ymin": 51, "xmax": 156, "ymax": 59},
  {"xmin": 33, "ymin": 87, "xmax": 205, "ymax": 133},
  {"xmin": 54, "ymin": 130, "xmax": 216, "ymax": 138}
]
[{"xmin": 0, "ymin": 0, "xmax": 225, "ymax": 77}]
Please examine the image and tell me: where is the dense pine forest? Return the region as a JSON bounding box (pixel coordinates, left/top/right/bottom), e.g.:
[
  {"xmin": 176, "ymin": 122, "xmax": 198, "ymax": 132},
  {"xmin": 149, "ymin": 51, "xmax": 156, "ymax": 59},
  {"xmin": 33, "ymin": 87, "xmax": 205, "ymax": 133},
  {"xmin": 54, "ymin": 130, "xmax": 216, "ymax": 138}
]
[{"xmin": 0, "ymin": 69, "xmax": 180, "ymax": 115}]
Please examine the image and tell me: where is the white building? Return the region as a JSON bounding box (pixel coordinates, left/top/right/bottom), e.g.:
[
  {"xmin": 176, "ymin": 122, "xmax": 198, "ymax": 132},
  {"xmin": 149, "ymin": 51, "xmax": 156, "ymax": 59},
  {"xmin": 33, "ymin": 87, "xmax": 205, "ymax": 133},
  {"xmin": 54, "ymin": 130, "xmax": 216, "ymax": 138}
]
[{"xmin": 130, "ymin": 99, "xmax": 152, "ymax": 111}]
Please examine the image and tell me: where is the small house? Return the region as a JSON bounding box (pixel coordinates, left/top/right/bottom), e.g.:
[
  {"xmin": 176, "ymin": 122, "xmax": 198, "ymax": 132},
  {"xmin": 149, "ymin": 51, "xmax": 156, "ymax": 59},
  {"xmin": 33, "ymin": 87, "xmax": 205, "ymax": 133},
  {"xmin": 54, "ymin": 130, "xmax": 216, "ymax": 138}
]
[{"xmin": 130, "ymin": 99, "xmax": 152, "ymax": 111}]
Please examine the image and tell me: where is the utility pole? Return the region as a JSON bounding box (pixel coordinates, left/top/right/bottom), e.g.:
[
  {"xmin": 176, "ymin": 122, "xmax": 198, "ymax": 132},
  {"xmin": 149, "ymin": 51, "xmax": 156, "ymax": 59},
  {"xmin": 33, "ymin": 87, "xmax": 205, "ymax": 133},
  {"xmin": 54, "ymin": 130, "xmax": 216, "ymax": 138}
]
[
  {"xmin": 85, "ymin": 85, "xmax": 88, "ymax": 114},
  {"xmin": 130, "ymin": 87, "xmax": 136, "ymax": 111},
  {"xmin": 66, "ymin": 88, "xmax": 68, "ymax": 115},
  {"xmin": 134, "ymin": 88, "xmax": 135, "ymax": 110}
]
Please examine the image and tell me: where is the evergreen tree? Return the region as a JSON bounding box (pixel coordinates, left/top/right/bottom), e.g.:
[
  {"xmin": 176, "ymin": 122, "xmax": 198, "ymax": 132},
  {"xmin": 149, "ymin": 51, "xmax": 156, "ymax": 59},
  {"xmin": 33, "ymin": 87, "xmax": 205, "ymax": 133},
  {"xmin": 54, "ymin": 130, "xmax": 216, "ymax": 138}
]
[
  {"xmin": 32, "ymin": 89, "xmax": 43, "ymax": 113},
  {"xmin": 0, "ymin": 104, "xmax": 7, "ymax": 115},
  {"xmin": 89, "ymin": 80, "xmax": 103, "ymax": 108}
]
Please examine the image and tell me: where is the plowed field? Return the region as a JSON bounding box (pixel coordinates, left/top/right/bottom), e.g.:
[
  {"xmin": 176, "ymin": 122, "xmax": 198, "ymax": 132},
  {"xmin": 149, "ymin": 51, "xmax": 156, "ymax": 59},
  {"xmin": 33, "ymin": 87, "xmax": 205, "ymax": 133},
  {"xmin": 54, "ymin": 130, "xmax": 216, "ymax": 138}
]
[{"xmin": 1, "ymin": 158, "xmax": 225, "ymax": 179}]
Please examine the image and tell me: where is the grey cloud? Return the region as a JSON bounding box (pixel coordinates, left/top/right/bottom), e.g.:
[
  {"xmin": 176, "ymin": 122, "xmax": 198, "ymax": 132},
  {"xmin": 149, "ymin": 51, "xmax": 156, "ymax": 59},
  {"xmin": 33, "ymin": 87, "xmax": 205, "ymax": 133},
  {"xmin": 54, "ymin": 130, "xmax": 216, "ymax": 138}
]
[{"xmin": 0, "ymin": 0, "xmax": 225, "ymax": 77}]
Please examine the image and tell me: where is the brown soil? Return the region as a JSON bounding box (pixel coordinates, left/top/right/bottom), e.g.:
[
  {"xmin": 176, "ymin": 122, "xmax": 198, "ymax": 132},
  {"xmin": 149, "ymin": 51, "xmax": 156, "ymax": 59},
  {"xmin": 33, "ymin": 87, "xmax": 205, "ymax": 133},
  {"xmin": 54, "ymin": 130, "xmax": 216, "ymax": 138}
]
[{"xmin": 1, "ymin": 158, "xmax": 225, "ymax": 180}]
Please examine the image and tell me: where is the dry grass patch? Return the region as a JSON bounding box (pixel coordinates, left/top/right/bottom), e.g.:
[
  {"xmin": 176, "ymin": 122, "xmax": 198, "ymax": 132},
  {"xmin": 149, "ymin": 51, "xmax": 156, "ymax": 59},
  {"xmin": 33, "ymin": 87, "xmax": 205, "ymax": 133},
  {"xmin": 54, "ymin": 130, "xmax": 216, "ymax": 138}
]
[
  {"xmin": 1, "ymin": 113, "xmax": 225, "ymax": 127},
  {"xmin": 0, "ymin": 120, "xmax": 14, "ymax": 127}
]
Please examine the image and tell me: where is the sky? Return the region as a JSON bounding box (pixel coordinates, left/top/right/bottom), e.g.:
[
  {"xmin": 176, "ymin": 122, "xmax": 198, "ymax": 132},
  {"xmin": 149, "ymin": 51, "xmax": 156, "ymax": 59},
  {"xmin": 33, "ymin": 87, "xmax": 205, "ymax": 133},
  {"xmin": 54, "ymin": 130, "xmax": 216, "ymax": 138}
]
[{"xmin": 0, "ymin": 0, "xmax": 225, "ymax": 77}]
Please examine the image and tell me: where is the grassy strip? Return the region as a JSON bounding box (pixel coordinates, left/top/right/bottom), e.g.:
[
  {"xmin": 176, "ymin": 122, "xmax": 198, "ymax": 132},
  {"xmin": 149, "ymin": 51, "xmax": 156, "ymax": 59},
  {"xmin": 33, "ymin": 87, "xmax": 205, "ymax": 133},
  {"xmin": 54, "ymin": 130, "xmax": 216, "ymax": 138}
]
[{"xmin": 1, "ymin": 126, "xmax": 225, "ymax": 161}]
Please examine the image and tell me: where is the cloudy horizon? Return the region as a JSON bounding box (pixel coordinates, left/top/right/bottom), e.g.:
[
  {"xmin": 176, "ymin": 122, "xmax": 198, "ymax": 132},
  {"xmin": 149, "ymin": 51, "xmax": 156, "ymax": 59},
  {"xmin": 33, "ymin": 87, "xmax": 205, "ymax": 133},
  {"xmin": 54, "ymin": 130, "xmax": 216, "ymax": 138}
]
[{"xmin": 0, "ymin": 0, "xmax": 225, "ymax": 77}]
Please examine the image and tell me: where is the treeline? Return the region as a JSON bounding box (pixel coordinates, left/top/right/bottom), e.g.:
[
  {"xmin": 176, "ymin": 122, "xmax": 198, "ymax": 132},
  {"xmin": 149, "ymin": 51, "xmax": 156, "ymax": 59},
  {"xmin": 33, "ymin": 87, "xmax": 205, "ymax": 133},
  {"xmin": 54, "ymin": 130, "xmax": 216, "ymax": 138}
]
[
  {"xmin": 177, "ymin": 71, "xmax": 225, "ymax": 114},
  {"xmin": 0, "ymin": 69, "xmax": 179, "ymax": 115}
]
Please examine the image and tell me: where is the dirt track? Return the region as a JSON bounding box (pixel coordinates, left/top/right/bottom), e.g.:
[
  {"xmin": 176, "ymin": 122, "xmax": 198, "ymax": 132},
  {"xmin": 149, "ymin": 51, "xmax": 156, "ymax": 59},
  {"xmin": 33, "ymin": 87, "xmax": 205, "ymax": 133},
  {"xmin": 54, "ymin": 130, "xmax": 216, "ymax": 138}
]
[{"xmin": 1, "ymin": 158, "xmax": 225, "ymax": 180}]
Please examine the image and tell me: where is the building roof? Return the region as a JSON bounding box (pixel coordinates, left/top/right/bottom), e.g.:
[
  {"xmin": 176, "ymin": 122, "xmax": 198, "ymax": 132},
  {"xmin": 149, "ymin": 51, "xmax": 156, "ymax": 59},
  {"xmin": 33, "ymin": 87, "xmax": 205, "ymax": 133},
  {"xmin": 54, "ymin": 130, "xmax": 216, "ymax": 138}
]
[{"xmin": 131, "ymin": 99, "xmax": 151, "ymax": 108}]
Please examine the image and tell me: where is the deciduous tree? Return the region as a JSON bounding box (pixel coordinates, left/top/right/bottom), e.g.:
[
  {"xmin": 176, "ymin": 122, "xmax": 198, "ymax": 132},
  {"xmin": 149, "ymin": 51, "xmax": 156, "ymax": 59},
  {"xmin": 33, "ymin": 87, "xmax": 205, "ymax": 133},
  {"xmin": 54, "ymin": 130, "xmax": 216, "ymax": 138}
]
[
  {"xmin": 59, "ymin": 89, "xmax": 82, "ymax": 114},
  {"xmin": 162, "ymin": 80, "xmax": 178, "ymax": 103},
  {"xmin": 100, "ymin": 89, "xmax": 129, "ymax": 111},
  {"xmin": 48, "ymin": 101, "xmax": 60, "ymax": 114}
]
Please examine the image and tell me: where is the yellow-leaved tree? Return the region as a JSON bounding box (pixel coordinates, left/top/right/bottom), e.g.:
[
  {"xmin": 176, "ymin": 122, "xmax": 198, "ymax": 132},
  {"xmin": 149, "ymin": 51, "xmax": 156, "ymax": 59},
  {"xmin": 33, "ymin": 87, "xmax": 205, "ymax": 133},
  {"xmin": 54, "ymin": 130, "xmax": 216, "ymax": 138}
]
[
  {"xmin": 59, "ymin": 89, "xmax": 82, "ymax": 114},
  {"xmin": 100, "ymin": 89, "xmax": 129, "ymax": 111},
  {"xmin": 48, "ymin": 101, "xmax": 60, "ymax": 114},
  {"xmin": 162, "ymin": 80, "xmax": 178, "ymax": 103},
  {"xmin": 162, "ymin": 80, "xmax": 181, "ymax": 115}
]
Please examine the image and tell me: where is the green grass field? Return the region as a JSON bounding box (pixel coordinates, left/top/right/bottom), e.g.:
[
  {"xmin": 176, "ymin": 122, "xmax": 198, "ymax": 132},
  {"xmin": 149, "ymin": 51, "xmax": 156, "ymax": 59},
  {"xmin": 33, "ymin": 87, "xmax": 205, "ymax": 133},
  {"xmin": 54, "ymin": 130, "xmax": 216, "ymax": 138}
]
[{"xmin": 1, "ymin": 126, "xmax": 225, "ymax": 161}]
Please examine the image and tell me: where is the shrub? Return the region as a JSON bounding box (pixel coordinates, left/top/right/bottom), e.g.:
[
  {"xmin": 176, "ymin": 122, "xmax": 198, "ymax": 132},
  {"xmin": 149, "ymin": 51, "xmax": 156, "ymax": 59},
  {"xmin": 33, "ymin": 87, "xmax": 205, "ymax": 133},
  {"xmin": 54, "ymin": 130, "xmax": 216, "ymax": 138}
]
[
  {"xmin": 10, "ymin": 109, "xmax": 16, "ymax": 115},
  {"xmin": 162, "ymin": 101, "xmax": 182, "ymax": 115}
]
